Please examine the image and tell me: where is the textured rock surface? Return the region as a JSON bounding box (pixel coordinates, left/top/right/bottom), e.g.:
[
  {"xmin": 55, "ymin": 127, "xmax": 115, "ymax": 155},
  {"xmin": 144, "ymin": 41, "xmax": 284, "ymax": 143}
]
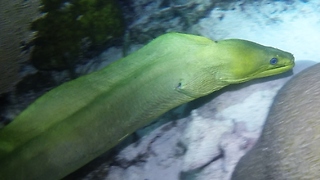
[
  {"xmin": 0, "ymin": 0, "xmax": 40, "ymax": 94},
  {"xmin": 232, "ymin": 63, "xmax": 320, "ymax": 180}
]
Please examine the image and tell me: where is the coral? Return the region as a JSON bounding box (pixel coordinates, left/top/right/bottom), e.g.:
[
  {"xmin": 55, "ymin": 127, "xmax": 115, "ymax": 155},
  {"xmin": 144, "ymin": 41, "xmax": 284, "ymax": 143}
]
[
  {"xmin": 30, "ymin": 0, "xmax": 124, "ymax": 70},
  {"xmin": 120, "ymin": 0, "xmax": 238, "ymax": 44}
]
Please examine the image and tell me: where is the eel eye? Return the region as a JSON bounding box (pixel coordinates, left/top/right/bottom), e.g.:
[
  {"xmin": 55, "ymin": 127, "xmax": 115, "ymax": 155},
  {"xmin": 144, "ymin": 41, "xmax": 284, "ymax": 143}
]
[{"xmin": 270, "ymin": 58, "xmax": 278, "ymax": 65}]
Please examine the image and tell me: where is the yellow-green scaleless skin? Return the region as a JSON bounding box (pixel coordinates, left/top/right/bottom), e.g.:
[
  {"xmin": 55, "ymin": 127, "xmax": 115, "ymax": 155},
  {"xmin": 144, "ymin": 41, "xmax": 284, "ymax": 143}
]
[{"xmin": 0, "ymin": 33, "xmax": 294, "ymax": 180}]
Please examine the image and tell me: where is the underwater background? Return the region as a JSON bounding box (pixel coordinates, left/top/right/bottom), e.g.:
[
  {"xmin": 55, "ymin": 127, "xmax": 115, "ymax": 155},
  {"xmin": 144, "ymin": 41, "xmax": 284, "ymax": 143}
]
[{"xmin": 0, "ymin": 0, "xmax": 319, "ymax": 179}]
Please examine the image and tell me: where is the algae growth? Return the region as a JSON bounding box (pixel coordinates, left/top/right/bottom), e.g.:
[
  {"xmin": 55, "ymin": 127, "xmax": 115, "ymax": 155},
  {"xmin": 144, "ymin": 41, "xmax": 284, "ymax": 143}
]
[{"xmin": 31, "ymin": 0, "xmax": 124, "ymax": 70}]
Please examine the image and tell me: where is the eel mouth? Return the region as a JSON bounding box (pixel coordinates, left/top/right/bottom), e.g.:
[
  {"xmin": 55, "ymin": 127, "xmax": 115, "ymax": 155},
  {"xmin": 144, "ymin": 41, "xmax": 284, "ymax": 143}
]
[
  {"xmin": 231, "ymin": 63, "xmax": 295, "ymax": 83},
  {"xmin": 255, "ymin": 63, "xmax": 294, "ymax": 78},
  {"xmin": 219, "ymin": 61, "xmax": 295, "ymax": 84}
]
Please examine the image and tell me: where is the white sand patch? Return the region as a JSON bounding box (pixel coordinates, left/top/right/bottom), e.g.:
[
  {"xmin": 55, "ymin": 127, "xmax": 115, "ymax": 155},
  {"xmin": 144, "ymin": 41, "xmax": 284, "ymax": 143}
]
[
  {"xmin": 217, "ymin": 90, "xmax": 277, "ymax": 132},
  {"xmin": 181, "ymin": 110, "xmax": 232, "ymax": 171}
]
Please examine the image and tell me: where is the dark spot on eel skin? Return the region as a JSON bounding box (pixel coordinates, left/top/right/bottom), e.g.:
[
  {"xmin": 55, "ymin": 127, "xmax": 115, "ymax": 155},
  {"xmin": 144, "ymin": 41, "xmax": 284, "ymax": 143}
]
[{"xmin": 176, "ymin": 82, "xmax": 182, "ymax": 89}]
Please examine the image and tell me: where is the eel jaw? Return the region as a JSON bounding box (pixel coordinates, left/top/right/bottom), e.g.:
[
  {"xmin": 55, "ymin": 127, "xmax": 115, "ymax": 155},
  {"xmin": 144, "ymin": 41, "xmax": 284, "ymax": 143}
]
[
  {"xmin": 254, "ymin": 63, "xmax": 295, "ymax": 79},
  {"xmin": 223, "ymin": 63, "xmax": 294, "ymax": 84}
]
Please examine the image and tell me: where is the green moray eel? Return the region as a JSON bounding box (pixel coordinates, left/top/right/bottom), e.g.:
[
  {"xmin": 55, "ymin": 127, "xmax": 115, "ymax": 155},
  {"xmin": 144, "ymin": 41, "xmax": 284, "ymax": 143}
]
[
  {"xmin": 231, "ymin": 63, "xmax": 320, "ymax": 180},
  {"xmin": 0, "ymin": 33, "xmax": 294, "ymax": 180}
]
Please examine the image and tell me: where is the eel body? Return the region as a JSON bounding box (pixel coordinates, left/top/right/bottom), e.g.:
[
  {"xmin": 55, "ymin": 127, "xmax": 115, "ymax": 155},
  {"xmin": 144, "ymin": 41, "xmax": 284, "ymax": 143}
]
[
  {"xmin": 231, "ymin": 63, "xmax": 320, "ymax": 179},
  {"xmin": 0, "ymin": 33, "xmax": 294, "ymax": 180}
]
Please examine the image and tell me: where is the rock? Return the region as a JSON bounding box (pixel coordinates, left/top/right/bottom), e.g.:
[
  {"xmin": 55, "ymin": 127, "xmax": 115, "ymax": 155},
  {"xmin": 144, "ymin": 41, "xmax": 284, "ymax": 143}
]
[
  {"xmin": 232, "ymin": 63, "xmax": 320, "ymax": 179},
  {"xmin": 0, "ymin": 0, "xmax": 41, "ymax": 94}
]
